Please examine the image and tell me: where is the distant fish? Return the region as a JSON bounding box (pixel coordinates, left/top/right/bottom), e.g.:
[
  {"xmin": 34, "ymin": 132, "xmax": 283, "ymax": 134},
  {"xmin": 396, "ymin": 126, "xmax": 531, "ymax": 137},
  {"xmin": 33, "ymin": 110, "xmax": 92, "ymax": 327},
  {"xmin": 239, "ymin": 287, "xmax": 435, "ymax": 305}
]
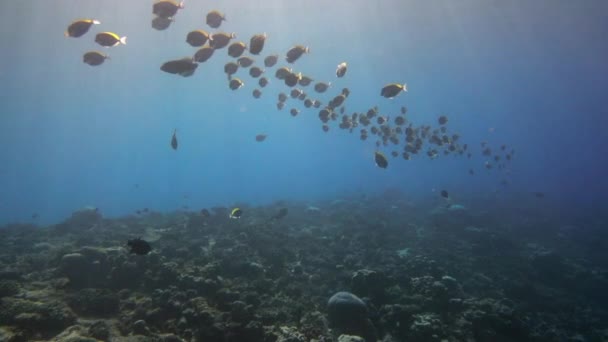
[
  {"xmin": 380, "ymin": 83, "xmax": 406, "ymax": 99},
  {"xmin": 532, "ymin": 192, "xmax": 545, "ymax": 198},
  {"xmin": 171, "ymin": 129, "xmax": 178, "ymax": 150},
  {"xmin": 65, "ymin": 19, "xmax": 100, "ymax": 38},
  {"xmin": 249, "ymin": 33, "xmax": 267, "ymax": 55},
  {"xmin": 153, "ymin": 0, "xmax": 184, "ymax": 19},
  {"xmin": 186, "ymin": 30, "xmax": 211, "ymax": 47},
  {"xmin": 286, "ymin": 45, "xmax": 309, "ymax": 63},
  {"xmin": 83, "ymin": 51, "xmax": 109, "ymax": 66},
  {"xmin": 336, "ymin": 62, "xmax": 347, "ymax": 78},
  {"xmin": 255, "ymin": 134, "xmax": 267, "ymax": 142},
  {"xmin": 200, "ymin": 208, "xmax": 211, "ymax": 218},
  {"xmin": 95, "ymin": 32, "xmax": 127, "ymax": 47},
  {"xmin": 229, "ymin": 207, "xmax": 242, "ymax": 219},
  {"xmin": 374, "ymin": 151, "xmax": 388, "ymax": 169},
  {"xmin": 206, "ymin": 10, "xmax": 226, "ymax": 29},
  {"xmin": 440, "ymin": 190, "xmax": 449, "ymax": 199},
  {"xmin": 127, "ymin": 238, "xmax": 151, "ymax": 255},
  {"xmin": 152, "ymin": 16, "xmax": 173, "ymax": 31}
]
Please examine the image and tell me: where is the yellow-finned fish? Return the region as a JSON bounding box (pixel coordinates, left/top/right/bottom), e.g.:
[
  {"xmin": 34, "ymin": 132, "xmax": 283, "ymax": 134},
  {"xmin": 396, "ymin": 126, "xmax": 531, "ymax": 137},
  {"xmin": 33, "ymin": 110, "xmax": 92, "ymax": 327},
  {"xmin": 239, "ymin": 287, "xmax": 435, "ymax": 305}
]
[
  {"xmin": 95, "ymin": 32, "xmax": 127, "ymax": 47},
  {"xmin": 229, "ymin": 208, "xmax": 242, "ymax": 219},
  {"xmin": 65, "ymin": 19, "xmax": 100, "ymax": 38}
]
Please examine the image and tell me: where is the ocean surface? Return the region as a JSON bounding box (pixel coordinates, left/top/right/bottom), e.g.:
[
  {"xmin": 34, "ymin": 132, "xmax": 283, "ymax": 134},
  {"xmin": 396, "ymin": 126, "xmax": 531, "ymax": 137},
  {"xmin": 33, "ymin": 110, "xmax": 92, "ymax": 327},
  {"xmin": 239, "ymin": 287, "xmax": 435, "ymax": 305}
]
[{"xmin": 0, "ymin": 1, "xmax": 607, "ymax": 341}]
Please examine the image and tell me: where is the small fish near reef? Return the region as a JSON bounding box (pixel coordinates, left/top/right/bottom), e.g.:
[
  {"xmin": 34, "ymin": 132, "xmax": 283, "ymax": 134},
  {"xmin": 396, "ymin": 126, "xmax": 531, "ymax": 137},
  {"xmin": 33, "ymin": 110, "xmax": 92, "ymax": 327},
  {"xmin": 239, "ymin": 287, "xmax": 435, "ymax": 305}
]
[
  {"xmin": 229, "ymin": 207, "xmax": 242, "ymax": 219},
  {"xmin": 127, "ymin": 238, "xmax": 152, "ymax": 255}
]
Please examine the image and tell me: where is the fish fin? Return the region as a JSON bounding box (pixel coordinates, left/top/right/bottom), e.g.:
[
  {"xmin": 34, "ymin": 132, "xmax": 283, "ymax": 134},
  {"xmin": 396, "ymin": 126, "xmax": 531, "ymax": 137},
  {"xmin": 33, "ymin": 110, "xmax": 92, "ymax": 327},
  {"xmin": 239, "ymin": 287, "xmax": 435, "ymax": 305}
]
[
  {"xmin": 120, "ymin": 36, "xmax": 127, "ymax": 45},
  {"xmin": 179, "ymin": 1, "xmax": 185, "ymax": 8},
  {"xmin": 64, "ymin": 31, "xmax": 70, "ymax": 37},
  {"xmin": 402, "ymin": 83, "xmax": 408, "ymax": 92},
  {"xmin": 92, "ymin": 20, "xmax": 101, "ymax": 25}
]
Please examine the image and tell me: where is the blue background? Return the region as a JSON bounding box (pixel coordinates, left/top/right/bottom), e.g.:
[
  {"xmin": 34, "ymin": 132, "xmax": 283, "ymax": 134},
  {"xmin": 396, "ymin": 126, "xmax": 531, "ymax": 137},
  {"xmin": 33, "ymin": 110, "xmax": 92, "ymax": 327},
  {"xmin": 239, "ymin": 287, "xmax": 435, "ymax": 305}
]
[{"xmin": 1, "ymin": 0, "xmax": 607, "ymax": 225}]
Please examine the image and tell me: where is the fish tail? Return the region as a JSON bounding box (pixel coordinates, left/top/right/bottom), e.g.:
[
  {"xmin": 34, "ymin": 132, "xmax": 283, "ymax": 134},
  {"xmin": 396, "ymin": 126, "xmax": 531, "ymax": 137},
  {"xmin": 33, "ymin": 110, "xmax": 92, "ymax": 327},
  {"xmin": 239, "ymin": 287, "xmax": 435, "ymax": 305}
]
[
  {"xmin": 92, "ymin": 20, "xmax": 101, "ymax": 25},
  {"xmin": 64, "ymin": 31, "xmax": 70, "ymax": 37},
  {"xmin": 120, "ymin": 36, "xmax": 128, "ymax": 45},
  {"xmin": 402, "ymin": 83, "xmax": 408, "ymax": 92},
  {"xmin": 179, "ymin": 1, "xmax": 185, "ymax": 9}
]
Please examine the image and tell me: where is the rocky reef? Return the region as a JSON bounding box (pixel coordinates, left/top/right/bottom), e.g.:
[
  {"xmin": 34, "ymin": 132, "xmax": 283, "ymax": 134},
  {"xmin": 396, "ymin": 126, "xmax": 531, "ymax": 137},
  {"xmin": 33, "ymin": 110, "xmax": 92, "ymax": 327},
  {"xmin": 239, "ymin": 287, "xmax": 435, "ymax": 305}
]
[{"xmin": 0, "ymin": 194, "xmax": 606, "ymax": 341}]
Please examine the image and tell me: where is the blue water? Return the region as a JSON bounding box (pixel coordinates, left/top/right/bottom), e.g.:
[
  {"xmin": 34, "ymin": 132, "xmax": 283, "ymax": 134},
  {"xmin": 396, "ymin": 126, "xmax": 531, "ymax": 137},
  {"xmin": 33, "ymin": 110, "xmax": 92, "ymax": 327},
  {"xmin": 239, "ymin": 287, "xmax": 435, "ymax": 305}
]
[{"xmin": 1, "ymin": 0, "xmax": 607, "ymax": 225}]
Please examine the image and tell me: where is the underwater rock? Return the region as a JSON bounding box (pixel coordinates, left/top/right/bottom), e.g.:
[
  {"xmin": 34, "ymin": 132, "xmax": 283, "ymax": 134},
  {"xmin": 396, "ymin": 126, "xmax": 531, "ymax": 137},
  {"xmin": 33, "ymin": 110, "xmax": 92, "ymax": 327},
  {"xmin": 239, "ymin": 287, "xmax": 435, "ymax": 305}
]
[
  {"xmin": 351, "ymin": 269, "xmax": 388, "ymax": 300},
  {"xmin": 132, "ymin": 319, "xmax": 151, "ymax": 335},
  {"xmin": 0, "ymin": 280, "xmax": 21, "ymax": 297},
  {"xmin": 51, "ymin": 325, "xmax": 99, "ymax": 342},
  {"xmin": 88, "ymin": 320, "xmax": 110, "ymax": 340},
  {"xmin": 0, "ymin": 297, "xmax": 76, "ymax": 338},
  {"xmin": 275, "ymin": 326, "xmax": 307, "ymax": 342},
  {"xmin": 0, "ymin": 269, "xmax": 22, "ymax": 281},
  {"xmin": 338, "ymin": 335, "xmax": 366, "ymax": 342},
  {"xmin": 66, "ymin": 288, "xmax": 120, "ymax": 316},
  {"xmin": 54, "ymin": 207, "xmax": 102, "ymax": 234},
  {"xmin": 409, "ymin": 313, "xmax": 444, "ymax": 341},
  {"xmin": 327, "ymin": 291, "xmax": 378, "ymax": 341},
  {"xmin": 59, "ymin": 252, "xmax": 109, "ymax": 288}
]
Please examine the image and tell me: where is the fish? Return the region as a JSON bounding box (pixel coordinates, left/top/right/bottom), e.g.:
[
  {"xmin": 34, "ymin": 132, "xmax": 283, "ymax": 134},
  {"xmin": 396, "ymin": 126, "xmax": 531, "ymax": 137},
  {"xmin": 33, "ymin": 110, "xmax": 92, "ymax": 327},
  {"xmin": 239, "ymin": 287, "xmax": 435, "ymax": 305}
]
[
  {"xmin": 224, "ymin": 62, "xmax": 239, "ymax": 77},
  {"xmin": 314, "ymin": 82, "xmax": 331, "ymax": 93},
  {"xmin": 380, "ymin": 83, "xmax": 407, "ymax": 98},
  {"xmin": 275, "ymin": 67, "xmax": 292, "ymax": 80},
  {"xmin": 153, "ymin": 0, "xmax": 184, "ymax": 18},
  {"xmin": 161, "ymin": 57, "xmax": 198, "ymax": 77},
  {"xmin": 255, "ymin": 134, "xmax": 267, "ymax": 142},
  {"xmin": 171, "ymin": 129, "xmax": 178, "ymax": 150},
  {"xmin": 229, "ymin": 207, "xmax": 242, "ymax": 219},
  {"xmin": 200, "ymin": 209, "xmax": 211, "ymax": 218},
  {"xmin": 249, "ymin": 66, "xmax": 264, "ymax": 78},
  {"xmin": 278, "ymin": 93, "xmax": 288, "ymax": 102},
  {"xmin": 228, "ymin": 41, "xmax": 247, "ymax": 58},
  {"xmin": 258, "ymin": 77, "xmax": 269, "ymax": 87},
  {"xmin": 193, "ymin": 46, "xmax": 214, "ymax": 63},
  {"xmin": 438, "ymin": 115, "xmax": 448, "ymax": 125},
  {"xmin": 374, "ymin": 151, "xmax": 388, "ymax": 168},
  {"xmin": 286, "ymin": 45, "xmax": 309, "ymax": 63},
  {"xmin": 440, "ymin": 190, "xmax": 449, "ymax": 199},
  {"xmin": 336, "ymin": 62, "xmax": 347, "ymax": 77},
  {"xmin": 264, "ymin": 54, "xmax": 278, "ymax": 68},
  {"xmin": 95, "ymin": 32, "xmax": 127, "ymax": 47},
  {"xmin": 322, "ymin": 124, "xmax": 330, "ymax": 132},
  {"xmin": 298, "ymin": 75, "xmax": 314, "ymax": 87},
  {"xmin": 186, "ymin": 30, "xmax": 210, "ymax": 47},
  {"xmin": 206, "ymin": 10, "xmax": 226, "ymax": 28},
  {"xmin": 127, "ymin": 238, "xmax": 152, "ymax": 255},
  {"xmin": 290, "ymin": 108, "xmax": 300, "ymax": 117},
  {"xmin": 83, "ymin": 51, "xmax": 109, "ymax": 66},
  {"xmin": 237, "ymin": 56, "xmax": 255, "ymax": 68},
  {"xmin": 229, "ymin": 78, "xmax": 244, "ymax": 90},
  {"xmin": 151, "ymin": 16, "xmax": 173, "ymax": 31},
  {"xmin": 209, "ymin": 32, "xmax": 235, "ymax": 49},
  {"xmin": 252, "ymin": 89, "xmax": 262, "ymax": 99},
  {"xmin": 284, "ymin": 72, "xmax": 301, "ymax": 87},
  {"xmin": 249, "ymin": 33, "xmax": 267, "ymax": 55},
  {"xmin": 65, "ymin": 19, "xmax": 100, "ymax": 38}
]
